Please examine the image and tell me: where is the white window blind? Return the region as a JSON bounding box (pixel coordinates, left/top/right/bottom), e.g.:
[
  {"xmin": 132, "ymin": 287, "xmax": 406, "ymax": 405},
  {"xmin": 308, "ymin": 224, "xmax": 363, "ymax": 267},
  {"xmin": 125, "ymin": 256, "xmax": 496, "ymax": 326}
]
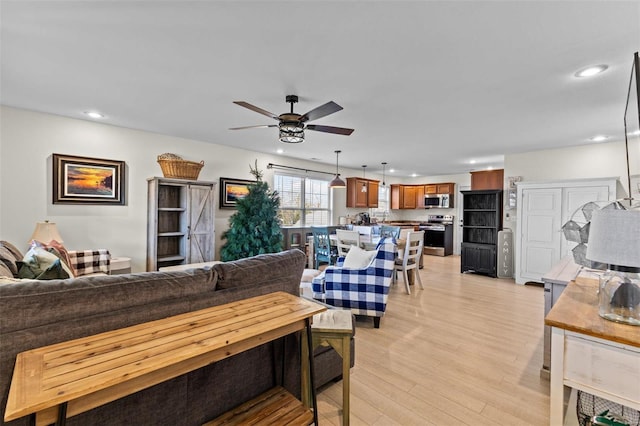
[{"xmin": 274, "ymin": 174, "xmax": 330, "ymax": 226}]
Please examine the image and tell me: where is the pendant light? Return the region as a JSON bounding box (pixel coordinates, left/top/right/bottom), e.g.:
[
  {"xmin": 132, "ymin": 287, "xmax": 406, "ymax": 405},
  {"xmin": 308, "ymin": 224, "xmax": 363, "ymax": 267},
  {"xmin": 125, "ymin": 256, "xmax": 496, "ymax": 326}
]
[
  {"xmin": 329, "ymin": 150, "xmax": 346, "ymax": 188},
  {"xmin": 361, "ymin": 165, "xmax": 368, "ymax": 192},
  {"xmin": 381, "ymin": 162, "xmax": 387, "ymax": 186}
]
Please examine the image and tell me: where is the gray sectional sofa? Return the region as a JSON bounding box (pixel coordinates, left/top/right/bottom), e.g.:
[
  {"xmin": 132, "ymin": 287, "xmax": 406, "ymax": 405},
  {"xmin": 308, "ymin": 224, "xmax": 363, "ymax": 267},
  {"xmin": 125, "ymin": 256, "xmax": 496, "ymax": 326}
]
[{"xmin": 0, "ymin": 248, "xmax": 354, "ymax": 426}]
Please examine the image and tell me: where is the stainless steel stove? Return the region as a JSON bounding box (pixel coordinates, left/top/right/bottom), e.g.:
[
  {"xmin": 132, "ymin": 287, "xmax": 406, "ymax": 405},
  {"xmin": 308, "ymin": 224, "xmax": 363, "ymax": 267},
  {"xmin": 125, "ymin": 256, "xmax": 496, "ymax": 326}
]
[{"xmin": 418, "ymin": 215, "xmax": 454, "ymax": 256}]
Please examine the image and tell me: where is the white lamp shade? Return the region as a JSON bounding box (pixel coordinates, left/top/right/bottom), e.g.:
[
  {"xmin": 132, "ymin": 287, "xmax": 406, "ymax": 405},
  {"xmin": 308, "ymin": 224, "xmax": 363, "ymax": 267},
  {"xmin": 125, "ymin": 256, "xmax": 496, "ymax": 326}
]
[
  {"xmin": 29, "ymin": 221, "xmax": 64, "ymax": 244},
  {"xmin": 586, "ymin": 209, "xmax": 640, "ymax": 269}
]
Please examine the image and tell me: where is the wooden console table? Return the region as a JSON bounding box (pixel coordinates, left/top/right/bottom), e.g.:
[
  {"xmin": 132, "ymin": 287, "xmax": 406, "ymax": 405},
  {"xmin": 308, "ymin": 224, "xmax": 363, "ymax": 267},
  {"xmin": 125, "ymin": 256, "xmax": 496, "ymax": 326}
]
[
  {"xmin": 545, "ymin": 273, "xmax": 640, "ymax": 425},
  {"xmin": 4, "ymin": 292, "xmax": 326, "ymax": 426}
]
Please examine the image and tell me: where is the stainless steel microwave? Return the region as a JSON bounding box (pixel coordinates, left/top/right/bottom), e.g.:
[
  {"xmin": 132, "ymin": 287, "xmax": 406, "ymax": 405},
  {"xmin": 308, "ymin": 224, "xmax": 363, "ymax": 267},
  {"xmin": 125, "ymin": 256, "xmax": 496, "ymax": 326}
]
[{"xmin": 424, "ymin": 194, "xmax": 450, "ymax": 209}]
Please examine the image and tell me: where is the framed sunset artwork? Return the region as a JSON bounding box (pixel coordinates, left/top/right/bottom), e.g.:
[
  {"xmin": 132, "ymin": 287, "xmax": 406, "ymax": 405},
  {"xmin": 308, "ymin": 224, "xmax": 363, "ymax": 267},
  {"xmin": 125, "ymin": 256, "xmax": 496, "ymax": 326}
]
[
  {"xmin": 53, "ymin": 154, "xmax": 126, "ymax": 205},
  {"xmin": 219, "ymin": 177, "xmax": 254, "ymax": 208}
]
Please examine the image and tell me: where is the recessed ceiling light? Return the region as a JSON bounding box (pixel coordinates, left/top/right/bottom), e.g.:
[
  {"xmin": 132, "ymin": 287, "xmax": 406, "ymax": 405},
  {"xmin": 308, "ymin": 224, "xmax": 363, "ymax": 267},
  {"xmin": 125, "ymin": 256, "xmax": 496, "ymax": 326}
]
[
  {"xmin": 574, "ymin": 65, "xmax": 608, "ymax": 78},
  {"xmin": 276, "ymin": 148, "xmax": 284, "ymax": 154},
  {"xmin": 469, "ymin": 160, "xmax": 476, "ymax": 164},
  {"xmin": 389, "ymin": 169, "xmax": 395, "ymax": 173},
  {"xmin": 590, "ymin": 135, "xmax": 609, "ymax": 142},
  {"xmin": 84, "ymin": 111, "xmax": 104, "ymax": 119},
  {"xmin": 487, "ymin": 166, "xmax": 493, "ymax": 170},
  {"xmin": 411, "ymin": 173, "xmax": 417, "ymax": 178}
]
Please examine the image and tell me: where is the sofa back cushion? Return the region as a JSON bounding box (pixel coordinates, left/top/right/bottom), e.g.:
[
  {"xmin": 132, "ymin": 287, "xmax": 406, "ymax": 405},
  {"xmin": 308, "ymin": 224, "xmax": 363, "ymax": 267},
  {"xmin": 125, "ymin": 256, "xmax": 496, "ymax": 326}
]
[
  {"xmin": 213, "ymin": 249, "xmax": 306, "ymax": 291},
  {"xmin": 0, "ymin": 268, "xmax": 217, "ymax": 335}
]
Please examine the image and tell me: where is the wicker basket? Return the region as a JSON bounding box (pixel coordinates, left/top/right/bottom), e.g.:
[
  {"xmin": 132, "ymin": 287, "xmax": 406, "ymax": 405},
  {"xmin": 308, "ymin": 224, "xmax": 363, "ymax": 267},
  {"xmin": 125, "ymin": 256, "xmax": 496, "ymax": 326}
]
[{"xmin": 157, "ymin": 158, "xmax": 204, "ymax": 180}]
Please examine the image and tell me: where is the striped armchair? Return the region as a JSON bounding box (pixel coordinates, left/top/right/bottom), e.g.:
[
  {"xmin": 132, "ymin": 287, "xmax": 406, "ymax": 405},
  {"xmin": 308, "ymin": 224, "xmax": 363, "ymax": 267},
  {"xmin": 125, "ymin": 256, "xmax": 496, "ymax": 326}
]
[{"xmin": 312, "ymin": 238, "xmax": 396, "ymax": 328}]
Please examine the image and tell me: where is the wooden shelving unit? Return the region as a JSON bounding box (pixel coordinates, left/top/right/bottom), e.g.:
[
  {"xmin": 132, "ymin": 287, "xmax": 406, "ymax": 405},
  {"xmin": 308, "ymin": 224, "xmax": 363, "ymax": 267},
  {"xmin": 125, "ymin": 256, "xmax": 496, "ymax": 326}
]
[
  {"xmin": 461, "ymin": 190, "xmax": 503, "ymax": 277},
  {"xmin": 147, "ymin": 177, "xmax": 216, "ymax": 271}
]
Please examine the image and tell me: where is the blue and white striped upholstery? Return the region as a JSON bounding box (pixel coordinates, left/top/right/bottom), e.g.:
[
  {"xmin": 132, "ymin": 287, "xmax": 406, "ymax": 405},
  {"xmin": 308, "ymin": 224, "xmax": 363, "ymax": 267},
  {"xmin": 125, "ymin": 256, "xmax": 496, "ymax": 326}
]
[{"xmin": 312, "ymin": 238, "xmax": 396, "ymax": 323}]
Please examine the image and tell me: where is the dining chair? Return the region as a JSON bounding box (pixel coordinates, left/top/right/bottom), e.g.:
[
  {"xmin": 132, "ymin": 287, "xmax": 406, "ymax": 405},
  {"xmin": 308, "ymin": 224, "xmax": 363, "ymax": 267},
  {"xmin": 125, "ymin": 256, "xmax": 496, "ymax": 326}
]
[
  {"xmin": 311, "ymin": 226, "xmax": 338, "ymax": 269},
  {"xmin": 335, "ymin": 229, "xmax": 361, "ymax": 257},
  {"xmin": 394, "ymin": 230, "xmax": 424, "ymax": 295},
  {"xmin": 380, "ymin": 225, "xmax": 401, "ymax": 239}
]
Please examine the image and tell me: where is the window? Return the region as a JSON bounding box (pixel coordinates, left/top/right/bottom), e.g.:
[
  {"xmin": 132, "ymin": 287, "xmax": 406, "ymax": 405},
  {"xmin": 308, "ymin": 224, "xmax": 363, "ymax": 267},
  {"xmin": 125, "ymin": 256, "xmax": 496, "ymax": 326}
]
[
  {"xmin": 371, "ymin": 185, "xmax": 390, "ymax": 222},
  {"xmin": 274, "ymin": 174, "xmax": 331, "ymax": 226}
]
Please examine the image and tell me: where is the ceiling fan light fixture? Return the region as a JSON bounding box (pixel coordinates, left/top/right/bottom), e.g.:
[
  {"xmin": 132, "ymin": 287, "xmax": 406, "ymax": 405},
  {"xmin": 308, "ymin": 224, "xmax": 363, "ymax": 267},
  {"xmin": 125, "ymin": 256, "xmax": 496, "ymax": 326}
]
[
  {"xmin": 279, "ymin": 120, "xmax": 304, "ymax": 133},
  {"xmin": 279, "ymin": 120, "xmax": 305, "ymax": 143}
]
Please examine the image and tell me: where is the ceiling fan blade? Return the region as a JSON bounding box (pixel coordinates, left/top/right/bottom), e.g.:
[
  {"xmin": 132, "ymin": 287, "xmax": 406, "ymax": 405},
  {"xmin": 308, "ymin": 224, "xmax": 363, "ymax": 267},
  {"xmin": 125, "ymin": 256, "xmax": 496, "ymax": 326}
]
[
  {"xmin": 306, "ymin": 124, "xmax": 354, "ymax": 135},
  {"xmin": 300, "ymin": 101, "xmax": 343, "ymax": 122},
  {"xmin": 229, "ymin": 124, "xmax": 278, "ymax": 130},
  {"xmin": 233, "ymin": 101, "xmax": 280, "ymax": 120}
]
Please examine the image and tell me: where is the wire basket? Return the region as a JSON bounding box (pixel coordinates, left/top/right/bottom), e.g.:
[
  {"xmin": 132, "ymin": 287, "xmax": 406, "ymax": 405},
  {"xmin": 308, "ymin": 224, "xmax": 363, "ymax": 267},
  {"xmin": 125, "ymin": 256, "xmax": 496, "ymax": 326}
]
[{"xmin": 157, "ymin": 158, "xmax": 204, "ymax": 180}]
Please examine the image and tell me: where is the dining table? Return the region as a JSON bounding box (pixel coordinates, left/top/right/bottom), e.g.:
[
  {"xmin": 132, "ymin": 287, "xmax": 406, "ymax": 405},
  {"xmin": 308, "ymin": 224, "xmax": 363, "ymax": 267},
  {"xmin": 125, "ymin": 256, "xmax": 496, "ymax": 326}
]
[{"xmin": 306, "ymin": 234, "xmax": 408, "ymax": 268}]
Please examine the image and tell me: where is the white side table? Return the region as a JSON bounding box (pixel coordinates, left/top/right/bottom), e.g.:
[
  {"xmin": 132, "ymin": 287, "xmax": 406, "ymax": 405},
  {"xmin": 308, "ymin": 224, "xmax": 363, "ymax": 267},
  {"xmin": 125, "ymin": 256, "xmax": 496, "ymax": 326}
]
[{"xmin": 109, "ymin": 257, "xmax": 131, "ymax": 275}]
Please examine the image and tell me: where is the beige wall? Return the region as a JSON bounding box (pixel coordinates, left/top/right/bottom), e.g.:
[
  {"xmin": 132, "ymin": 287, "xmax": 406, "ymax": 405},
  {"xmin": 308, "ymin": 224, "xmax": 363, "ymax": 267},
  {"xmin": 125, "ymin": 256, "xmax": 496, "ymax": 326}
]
[{"xmin": 0, "ymin": 106, "xmax": 387, "ymax": 272}]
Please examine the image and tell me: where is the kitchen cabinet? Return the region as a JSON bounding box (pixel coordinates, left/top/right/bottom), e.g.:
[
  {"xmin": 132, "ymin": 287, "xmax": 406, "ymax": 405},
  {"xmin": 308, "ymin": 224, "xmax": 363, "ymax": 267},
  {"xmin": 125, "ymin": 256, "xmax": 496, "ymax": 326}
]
[
  {"xmin": 392, "ymin": 182, "xmax": 456, "ymax": 209},
  {"xmin": 416, "ymin": 185, "xmax": 426, "ymax": 208},
  {"xmin": 470, "ymin": 169, "xmax": 504, "ymax": 190},
  {"xmin": 147, "ymin": 177, "xmax": 216, "ymax": 271},
  {"xmin": 437, "ymin": 183, "xmax": 454, "ymax": 194},
  {"xmin": 461, "ymin": 190, "xmax": 502, "ymax": 277},
  {"xmin": 346, "ymin": 177, "xmax": 379, "ymax": 208},
  {"xmin": 425, "ymin": 183, "xmax": 454, "ymax": 194},
  {"xmin": 391, "ymin": 184, "xmax": 418, "ymax": 209}
]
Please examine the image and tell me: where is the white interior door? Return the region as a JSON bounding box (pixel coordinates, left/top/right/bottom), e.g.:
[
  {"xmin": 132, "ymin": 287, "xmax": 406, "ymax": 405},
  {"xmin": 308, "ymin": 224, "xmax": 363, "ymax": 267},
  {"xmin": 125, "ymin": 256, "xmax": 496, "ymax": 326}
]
[
  {"xmin": 518, "ymin": 188, "xmax": 562, "ymax": 284},
  {"xmin": 560, "ymin": 185, "xmax": 612, "ymax": 257}
]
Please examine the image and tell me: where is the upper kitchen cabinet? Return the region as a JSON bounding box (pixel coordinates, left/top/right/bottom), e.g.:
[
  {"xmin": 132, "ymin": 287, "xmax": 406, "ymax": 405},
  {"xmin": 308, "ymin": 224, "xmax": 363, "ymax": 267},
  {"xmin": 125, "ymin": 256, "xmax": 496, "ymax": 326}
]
[
  {"xmin": 392, "ymin": 183, "xmax": 456, "ymax": 209},
  {"xmin": 471, "ymin": 169, "xmax": 504, "ymax": 191},
  {"xmin": 425, "ymin": 183, "xmax": 454, "ymax": 194},
  {"xmin": 437, "ymin": 183, "xmax": 455, "ymax": 194},
  {"xmin": 391, "ymin": 184, "xmax": 418, "ymax": 209},
  {"xmin": 424, "ymin": 184, "xmax": 437, "ymax": 194},
  {"xmin": 346, "ymin": 177, "xmax": 379, "ymax": 208}
]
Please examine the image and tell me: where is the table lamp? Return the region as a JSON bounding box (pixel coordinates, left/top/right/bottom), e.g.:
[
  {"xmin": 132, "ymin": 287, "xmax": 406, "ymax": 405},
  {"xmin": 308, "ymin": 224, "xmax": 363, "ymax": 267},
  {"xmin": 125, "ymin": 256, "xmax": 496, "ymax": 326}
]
[
  {"xmin": 586, "ymin": 209, "xmax": 640, "ymax": 326},
  {"xmin": 29, "ymin": 220, "xmax": 64, "ymax": 244}
]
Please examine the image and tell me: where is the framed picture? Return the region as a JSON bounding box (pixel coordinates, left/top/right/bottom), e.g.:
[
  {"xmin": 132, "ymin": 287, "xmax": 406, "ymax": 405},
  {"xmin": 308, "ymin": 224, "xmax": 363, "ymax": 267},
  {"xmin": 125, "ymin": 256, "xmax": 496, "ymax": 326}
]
[
  {"xmin": 219, "ymin": 177, "xmax": 254, "ymax": 209},
  {"xmin": 53, "ymin": 154, "xmax": 125, "ymax": 205}
]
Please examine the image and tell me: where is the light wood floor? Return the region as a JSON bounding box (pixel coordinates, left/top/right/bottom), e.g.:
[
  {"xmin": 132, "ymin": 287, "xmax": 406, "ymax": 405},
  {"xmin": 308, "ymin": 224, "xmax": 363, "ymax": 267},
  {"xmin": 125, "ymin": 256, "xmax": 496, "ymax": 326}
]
[{"xmin": 316, "ymin": 255, "xmax": 550, "ymax": 425}]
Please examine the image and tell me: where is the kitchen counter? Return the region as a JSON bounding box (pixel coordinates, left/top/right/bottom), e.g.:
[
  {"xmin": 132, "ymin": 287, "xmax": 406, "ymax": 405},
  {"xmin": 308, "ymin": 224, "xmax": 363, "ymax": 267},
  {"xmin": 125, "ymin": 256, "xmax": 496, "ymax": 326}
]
[{"xmin": 378, "ymin": 221, "xmax": 422, "ymax": 227}]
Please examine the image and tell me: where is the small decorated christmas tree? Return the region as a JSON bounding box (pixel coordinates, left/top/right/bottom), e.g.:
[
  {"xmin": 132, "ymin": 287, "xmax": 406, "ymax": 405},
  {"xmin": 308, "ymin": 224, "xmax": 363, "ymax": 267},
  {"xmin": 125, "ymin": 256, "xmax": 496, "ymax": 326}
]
[{"xmin": 220, "ymin": 161, "xmax": 283, "ymax": 261}]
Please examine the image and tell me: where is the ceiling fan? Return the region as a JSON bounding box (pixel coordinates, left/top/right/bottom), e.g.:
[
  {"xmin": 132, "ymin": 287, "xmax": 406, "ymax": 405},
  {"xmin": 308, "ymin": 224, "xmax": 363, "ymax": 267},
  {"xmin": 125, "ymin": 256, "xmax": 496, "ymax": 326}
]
[{"xmin": 230, "ymin": 95, "xmax": 354, "ymax": 143}]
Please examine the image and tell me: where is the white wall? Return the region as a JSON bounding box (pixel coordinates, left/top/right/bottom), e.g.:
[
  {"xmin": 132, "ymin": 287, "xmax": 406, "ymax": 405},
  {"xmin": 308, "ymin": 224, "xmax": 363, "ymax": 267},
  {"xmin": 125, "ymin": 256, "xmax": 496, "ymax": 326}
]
[
  {"xmin": 0, "ymin": 106, "xmax": 379, "ymax": 272},
  {"xmin": 503, "ymin": 141, "xmax": 629, "ymax": 233},
  {"xmin": 4, "ymin": 106, "xmax": 629, "ymax": 275}
]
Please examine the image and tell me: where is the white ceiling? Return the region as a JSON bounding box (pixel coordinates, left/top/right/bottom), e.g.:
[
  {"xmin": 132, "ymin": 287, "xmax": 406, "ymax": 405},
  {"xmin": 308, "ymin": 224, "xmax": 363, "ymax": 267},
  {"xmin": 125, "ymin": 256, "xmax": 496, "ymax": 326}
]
[{"xmin": 2, "ymin": 1, "xmax": 639, "ymax": 177}]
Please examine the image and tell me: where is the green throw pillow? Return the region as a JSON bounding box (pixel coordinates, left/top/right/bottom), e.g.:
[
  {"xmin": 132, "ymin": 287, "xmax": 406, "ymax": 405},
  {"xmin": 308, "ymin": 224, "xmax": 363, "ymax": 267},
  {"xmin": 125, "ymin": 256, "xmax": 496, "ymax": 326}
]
[{"xmin": 18, "ymin": 246, "xmax": 71, "ymax": 280}]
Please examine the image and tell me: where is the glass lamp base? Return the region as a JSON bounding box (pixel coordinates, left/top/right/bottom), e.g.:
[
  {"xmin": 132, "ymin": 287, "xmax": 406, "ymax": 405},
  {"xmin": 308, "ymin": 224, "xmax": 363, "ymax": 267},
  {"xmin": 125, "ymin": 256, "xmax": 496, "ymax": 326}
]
[{"xmin": 598, "ymin": 270, "xmax": 640, "ymax": 326}]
